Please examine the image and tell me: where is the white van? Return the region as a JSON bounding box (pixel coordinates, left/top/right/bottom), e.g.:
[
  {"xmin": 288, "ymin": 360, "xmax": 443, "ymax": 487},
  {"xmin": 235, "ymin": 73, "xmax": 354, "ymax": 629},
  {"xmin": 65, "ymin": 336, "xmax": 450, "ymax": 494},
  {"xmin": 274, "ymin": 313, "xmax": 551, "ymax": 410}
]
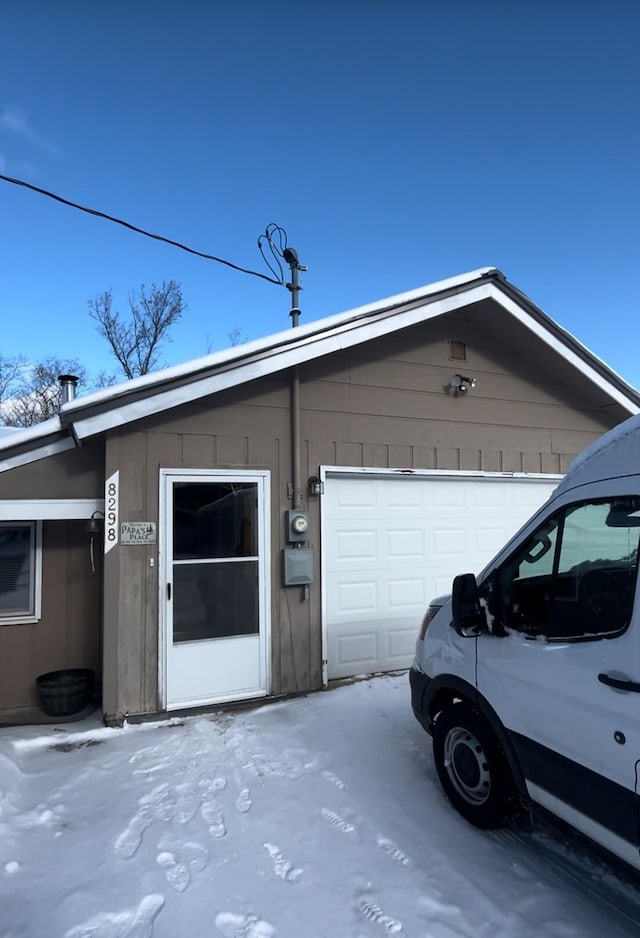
[{"xmin": 410, "ymin": 413, "xmax": 640, "ymax": 871}]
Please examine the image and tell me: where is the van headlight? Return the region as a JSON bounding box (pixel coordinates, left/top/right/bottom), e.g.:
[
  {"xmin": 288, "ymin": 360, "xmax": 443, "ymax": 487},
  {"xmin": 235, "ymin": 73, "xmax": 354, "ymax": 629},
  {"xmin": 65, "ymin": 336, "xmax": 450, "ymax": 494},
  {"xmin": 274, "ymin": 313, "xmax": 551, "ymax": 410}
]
[{"xmin": 419, "ymin": 603, "xmax": 442, "ymax": 640}]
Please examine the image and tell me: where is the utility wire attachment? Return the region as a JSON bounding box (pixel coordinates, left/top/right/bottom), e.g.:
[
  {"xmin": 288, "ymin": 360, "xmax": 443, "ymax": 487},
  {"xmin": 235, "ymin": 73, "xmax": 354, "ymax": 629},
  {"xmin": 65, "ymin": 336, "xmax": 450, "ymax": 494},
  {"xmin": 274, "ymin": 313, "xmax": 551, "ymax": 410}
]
[{"xmin": 258, "ymin": 224, "xmax": 306, "ymax": 326}]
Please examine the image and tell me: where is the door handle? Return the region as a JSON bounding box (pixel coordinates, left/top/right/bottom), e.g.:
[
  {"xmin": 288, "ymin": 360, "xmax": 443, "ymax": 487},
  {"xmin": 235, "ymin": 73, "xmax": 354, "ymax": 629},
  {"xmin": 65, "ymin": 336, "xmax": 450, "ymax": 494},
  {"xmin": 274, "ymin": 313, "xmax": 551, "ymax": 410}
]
[
  {"xmin": 598, "ymin": 672, "xmax": 640, "ymax": 693},
  {"xmin": 167, "ymin": 583, "xmax": 172, "ymax": 601}
]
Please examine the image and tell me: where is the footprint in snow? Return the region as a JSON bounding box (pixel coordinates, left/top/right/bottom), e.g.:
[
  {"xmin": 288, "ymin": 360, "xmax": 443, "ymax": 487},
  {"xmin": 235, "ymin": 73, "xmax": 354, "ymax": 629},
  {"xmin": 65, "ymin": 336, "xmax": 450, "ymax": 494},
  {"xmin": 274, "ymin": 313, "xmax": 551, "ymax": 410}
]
[
  {"xmin": 201, "ymin": 800, "xmax": 227, "ymax": 838},
  {"xmin": 322, "ymin": 770, "xmax": 346, "ymax": 790},
  {"xmin": 199, "ymin": 775, "xmax": 227, "ymax": 796},
  {"xmin": 358, "ymin": 898, "xmax": 402, "ymax": 934},
  {"xmin": 156, "ymin": 841, "xmax": 208, "ymax": 892},
  {"xmin": 64, "ymin": 893, "xmax": 165, "ymax": 938},
  {"xmin": 114, "ymin": 805, "xmax": 153, "ymax": 859},
  {"xmin": 140, "ymin": 782, "xmax": 177, "ymax": 823},
  {"xmin": 321, "ymin": 808, "xmax": 355, "ymax": 834},
  {"xmin": 173, "ymin": 783, "xmax": 200, "ymax": 824},
  {"xmin": 215, "ymin": 912, "xmax": 275, "ymax": 938},
  {"xmin": 263, "ymin": 843, "xmax": 303, "ymax": 882},
  {"xmin": 376, "ymin": 835, "xmax": 410, "ymax": 867},
  {"xmin": 235, "ymin": 787, "xmax": 252, "ymax": 814}
]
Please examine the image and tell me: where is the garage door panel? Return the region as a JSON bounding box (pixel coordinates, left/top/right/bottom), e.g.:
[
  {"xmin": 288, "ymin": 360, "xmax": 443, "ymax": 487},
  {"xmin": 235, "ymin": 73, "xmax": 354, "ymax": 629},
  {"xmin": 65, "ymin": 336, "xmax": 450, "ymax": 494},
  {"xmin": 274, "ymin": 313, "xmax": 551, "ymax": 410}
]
[
  {"xmin": 324, "ymin": 475, "xmax": 558, "ymax": 680},
  {"xmin": 387, "ymin": 578, "xmax": 425, "ymax": 609},
  {"xmin": 432, "ymin": 528, "xmax": 468, "ymax": 556},
  {"xmin": 331, "ymin": 626, "xmax": 378, "ymax": 669},
  {"xmin": 387, "ymin": 529, "xmax": 425, "ymax": 559},
  {"xmin": 335, "ymin": 529, "xmax": 377, "ymax": 561},
  {"xmin": 329, "ymin": 616, "xmax": 419, "ymax": 677},
  {"xmin": 333, "ymin": 580, "xmax": 377, "ymax": 615},
  {"xmin": 332, "ymin": 481, "xmax": 377, "ymax": 510},
  {"xmin": 385, "ymin": 488, "xmax": 426, "ymax": 510}
]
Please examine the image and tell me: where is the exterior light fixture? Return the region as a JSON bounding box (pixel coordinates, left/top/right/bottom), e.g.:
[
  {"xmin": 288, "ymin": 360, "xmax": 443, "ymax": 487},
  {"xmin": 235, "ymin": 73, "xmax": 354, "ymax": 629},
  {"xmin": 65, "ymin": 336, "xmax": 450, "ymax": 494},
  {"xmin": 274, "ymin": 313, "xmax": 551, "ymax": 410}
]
[
  {"xmin": 85, "ymin": 511, "xmax": 105, "ymax": 573},
  {"xmin": 449, "ymin": 374, "xmax": 477, "ymax": 395},
  {"xmin": 308, "ymin": 475, "xmax": 324, "ymax": 497},
  {"xmin": 85, "ymin": 510, "xmax": 105, "ymax": 534}
]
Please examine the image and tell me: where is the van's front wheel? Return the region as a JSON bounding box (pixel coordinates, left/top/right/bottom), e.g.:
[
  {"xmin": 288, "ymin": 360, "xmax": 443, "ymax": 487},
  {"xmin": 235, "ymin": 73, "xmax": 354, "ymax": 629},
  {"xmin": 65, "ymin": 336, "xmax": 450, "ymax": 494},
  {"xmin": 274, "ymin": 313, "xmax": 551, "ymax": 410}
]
[{"xmin": 432, "ymin": 703, "xmax": 517, "ymax": 829}]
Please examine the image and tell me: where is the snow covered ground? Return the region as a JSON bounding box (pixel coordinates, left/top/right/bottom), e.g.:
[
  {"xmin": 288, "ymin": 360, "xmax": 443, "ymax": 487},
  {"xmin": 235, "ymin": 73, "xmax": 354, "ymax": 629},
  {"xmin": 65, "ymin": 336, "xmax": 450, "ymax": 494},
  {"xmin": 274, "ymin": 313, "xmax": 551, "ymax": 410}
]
[{"xmin": 1, "ymin": 673, "xmax": 639, "ymax": 938}]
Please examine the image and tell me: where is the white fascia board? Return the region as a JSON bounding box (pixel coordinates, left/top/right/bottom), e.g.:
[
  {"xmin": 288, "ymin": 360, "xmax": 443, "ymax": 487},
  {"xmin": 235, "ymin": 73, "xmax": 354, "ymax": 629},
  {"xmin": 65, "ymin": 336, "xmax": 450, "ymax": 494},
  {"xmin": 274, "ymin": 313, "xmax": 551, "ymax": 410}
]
[
  {"xmin": 71, "ymin": 284, "xmax": 495, "ymax": 440},
  {"xmin": 0, "ymin": 498, "xmax": 105, "ymax": 520},
  {"xmin": 491, "ymin": 285, "xmax": 640, "ymax": 415},
  {"xmin": 0, "ymin": 436, "xmax": 76, "ymax": 472}
]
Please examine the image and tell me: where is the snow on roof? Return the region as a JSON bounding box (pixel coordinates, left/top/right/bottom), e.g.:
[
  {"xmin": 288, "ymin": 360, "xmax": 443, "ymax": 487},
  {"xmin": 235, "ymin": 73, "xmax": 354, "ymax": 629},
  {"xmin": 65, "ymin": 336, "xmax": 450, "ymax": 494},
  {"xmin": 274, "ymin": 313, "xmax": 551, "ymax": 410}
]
[{"xmin": 0, "ymin": 416, "xmax": 63, "ymax": 448}]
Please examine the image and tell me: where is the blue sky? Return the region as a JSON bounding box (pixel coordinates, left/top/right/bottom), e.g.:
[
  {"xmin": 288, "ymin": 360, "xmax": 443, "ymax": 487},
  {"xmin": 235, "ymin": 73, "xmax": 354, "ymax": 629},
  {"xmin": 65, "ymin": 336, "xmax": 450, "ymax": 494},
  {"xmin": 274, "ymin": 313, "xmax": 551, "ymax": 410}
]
[{"xmin": 1, "ymin": 1, "xmax": 639, "ymax": 387}]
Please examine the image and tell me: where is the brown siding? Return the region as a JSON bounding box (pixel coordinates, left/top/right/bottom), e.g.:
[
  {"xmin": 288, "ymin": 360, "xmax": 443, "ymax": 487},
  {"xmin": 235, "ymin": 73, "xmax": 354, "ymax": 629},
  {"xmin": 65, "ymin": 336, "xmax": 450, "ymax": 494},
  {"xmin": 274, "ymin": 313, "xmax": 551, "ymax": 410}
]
[
  {"xmin": 302, "ymin": 303, "xmax": 623, "ymax": 474},
  {"xmin": 0, "ymin": 441, "xmax": 104, "ymax": 498},
  {"xmin": 101, "ymin": 377, "xmax": 320, "ymax": 722},
  {"xmin": 0, "ymin": 521, "xmax": 101, "ymax": 723}
]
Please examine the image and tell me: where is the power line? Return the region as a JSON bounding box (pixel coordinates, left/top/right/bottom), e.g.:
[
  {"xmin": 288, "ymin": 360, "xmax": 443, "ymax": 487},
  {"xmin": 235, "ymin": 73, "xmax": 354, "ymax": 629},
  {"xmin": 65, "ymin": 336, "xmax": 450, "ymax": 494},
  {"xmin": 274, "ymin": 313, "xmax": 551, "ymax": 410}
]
[{"xmin": 0, "ymin": 173, "xmax": 283, "ymax": 286}]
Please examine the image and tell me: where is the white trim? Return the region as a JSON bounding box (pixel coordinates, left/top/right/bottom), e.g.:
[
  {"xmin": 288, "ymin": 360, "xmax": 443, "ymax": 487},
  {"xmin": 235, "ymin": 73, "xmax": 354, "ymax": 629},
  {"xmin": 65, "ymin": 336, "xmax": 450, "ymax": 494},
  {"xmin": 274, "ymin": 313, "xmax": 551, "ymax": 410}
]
[
  {"xmin": 0, "ymin": 498, "xmax": 104, "ymax": 520},
  {"xmin": 0, "ymin": 520, "xmax": 42, "ymax": 625},
  {"xmin": 158, "ymin": 472, "xmax": 169, "ymax": 711},
  {"xmin": 158, "ymin": 468, "xmax": 271, "ymax": 711},
  {"xmin": 526, "ymin": 781, "xmax": 640, "ymax": 871},
  {"xmin": 0, "ymin": 437, "xmax": 75, "ymax": 472},
  {"xmin": 322, "ymin": 466, "xmax": 564, "ymax": 483},
  {"xmin": 489, "ymin": 285, "xmax": 640, "ymax": 415},
  {"xmin": 318, "ymin": 466, "xmax": 563, "ymax": 686}
]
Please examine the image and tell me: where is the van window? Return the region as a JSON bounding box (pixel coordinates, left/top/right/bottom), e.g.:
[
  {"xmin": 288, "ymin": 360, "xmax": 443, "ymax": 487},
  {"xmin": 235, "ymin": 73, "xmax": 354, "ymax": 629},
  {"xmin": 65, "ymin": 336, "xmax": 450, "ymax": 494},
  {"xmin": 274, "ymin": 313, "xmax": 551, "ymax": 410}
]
[{"xmin": 494, "ymin": 496, "xmax": 640, "ymax": 640}]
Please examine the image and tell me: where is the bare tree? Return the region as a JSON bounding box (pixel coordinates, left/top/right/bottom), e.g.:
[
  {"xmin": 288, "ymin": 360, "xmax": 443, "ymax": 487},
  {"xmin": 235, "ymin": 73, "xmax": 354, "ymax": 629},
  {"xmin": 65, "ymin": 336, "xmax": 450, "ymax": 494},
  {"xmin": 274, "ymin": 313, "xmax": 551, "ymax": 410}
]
[
  {"xmin": 2, "ymin": 357, "xmax": 87, "ymax": 428},
  {"xmin": 0, "ymin": 352, "xmax": 26, "ymax": 404},
  {"xmin": 89, "ymin": 280, "xmax": 186, "ymax": 379},
  {"xmin": 205, "ymin": 326, "xmax": 246, "ymax": 354},
  {"xmin": 227, "ymin": 325, "xmax": 245, "ymax": 347}
]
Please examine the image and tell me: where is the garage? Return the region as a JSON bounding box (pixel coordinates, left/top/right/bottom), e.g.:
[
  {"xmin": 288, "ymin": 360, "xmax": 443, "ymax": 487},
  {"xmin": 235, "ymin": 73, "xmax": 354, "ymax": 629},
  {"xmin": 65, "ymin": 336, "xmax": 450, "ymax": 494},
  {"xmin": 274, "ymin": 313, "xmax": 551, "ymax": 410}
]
[{"xmin": 322, "ymin": 470, "xmax": 561, "ymax": 680}]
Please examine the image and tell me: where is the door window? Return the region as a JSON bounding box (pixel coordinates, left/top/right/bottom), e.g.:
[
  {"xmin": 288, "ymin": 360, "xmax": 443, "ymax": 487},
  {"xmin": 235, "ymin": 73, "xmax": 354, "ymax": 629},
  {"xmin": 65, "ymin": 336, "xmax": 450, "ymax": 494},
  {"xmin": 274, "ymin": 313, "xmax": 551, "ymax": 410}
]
[
  {"xmin": 493, "ymin": 496, "xmax": 640, "ymax": 640},
  {"xmin": 172, "ymin": 482, "xmax": 259, "ymax": 643}
]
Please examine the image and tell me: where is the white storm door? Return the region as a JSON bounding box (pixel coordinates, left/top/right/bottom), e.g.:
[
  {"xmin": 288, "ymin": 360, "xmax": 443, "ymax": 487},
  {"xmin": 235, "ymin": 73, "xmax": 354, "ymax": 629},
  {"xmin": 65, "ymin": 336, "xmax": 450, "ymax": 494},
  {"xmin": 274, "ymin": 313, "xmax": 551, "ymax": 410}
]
[{"xmin": 162, "ymin": 470, "xmax": 270, "ymax": 709}]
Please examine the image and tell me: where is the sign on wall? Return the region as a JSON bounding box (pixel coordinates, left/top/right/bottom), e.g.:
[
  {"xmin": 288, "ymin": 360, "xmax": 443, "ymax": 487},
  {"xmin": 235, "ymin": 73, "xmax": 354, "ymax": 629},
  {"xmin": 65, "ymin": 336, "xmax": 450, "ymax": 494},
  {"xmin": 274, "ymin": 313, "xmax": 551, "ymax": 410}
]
[
  {"xmin": 121, "ymin": 522, "xmax": 157, "ymax": 545},
  {"xmin": 105, "ymin": 471, "xmax": 119, "ymax": 553}
]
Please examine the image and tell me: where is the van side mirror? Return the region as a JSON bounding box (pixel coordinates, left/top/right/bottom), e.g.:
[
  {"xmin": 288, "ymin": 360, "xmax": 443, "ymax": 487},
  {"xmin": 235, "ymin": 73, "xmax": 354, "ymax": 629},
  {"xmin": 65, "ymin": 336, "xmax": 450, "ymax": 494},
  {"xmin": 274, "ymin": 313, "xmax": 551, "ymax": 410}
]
[{"xmin": 451, "ymin": 573, "xmax": 484, "ymax": 636}]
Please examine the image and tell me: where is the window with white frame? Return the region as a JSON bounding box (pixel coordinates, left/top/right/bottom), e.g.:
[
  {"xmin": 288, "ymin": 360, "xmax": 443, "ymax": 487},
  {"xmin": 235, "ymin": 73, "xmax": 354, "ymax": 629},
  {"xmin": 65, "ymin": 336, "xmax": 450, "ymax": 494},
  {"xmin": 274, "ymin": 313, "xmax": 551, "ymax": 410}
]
[{"xmin": 0, "ymin": 522, "xmax": 42, "ymax": 623}]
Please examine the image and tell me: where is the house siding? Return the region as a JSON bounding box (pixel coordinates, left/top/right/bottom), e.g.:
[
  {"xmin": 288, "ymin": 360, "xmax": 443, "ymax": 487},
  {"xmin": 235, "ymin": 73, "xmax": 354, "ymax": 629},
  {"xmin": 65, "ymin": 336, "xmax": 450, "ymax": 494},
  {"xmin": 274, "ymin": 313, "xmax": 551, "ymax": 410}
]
[
  {"xmin": 0, "ymin": 520, "xmax": 101, "ymax": 723},
  {"xmin": 0, "ymin": 441, "xmax": 104, "ymax": 498}
]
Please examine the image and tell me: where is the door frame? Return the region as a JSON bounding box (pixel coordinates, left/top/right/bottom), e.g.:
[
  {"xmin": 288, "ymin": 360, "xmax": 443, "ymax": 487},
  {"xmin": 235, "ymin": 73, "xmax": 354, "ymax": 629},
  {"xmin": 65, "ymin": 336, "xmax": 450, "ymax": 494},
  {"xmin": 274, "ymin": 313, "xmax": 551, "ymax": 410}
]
[{"xmin": 158, "ymin": 467, "xmax": 271, "ymax": 711}]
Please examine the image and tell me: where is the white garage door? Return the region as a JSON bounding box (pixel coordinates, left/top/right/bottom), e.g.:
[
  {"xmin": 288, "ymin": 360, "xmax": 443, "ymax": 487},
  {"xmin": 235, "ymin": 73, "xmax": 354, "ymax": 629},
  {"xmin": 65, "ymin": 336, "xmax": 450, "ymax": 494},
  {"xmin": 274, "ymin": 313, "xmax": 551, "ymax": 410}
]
[{"xmin": 323, "ymin": 472, "xmax": 560, "ymax": 680}]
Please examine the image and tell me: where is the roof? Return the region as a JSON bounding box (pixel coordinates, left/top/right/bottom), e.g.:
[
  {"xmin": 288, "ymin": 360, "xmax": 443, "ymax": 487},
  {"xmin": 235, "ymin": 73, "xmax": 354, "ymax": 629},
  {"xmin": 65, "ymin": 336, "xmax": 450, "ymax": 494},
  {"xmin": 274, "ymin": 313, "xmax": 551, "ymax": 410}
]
[{"xmin": 2, "ymin": 267, "xmax": 639, "ymax": 471}]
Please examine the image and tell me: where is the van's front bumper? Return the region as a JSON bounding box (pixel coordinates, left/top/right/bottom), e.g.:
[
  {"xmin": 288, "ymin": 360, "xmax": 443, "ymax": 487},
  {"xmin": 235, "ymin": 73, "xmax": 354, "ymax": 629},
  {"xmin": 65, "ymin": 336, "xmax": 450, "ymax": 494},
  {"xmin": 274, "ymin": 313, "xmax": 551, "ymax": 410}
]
[{"xmin": 409, "ymin": 666, "xmax": 432, "ymax": 735}]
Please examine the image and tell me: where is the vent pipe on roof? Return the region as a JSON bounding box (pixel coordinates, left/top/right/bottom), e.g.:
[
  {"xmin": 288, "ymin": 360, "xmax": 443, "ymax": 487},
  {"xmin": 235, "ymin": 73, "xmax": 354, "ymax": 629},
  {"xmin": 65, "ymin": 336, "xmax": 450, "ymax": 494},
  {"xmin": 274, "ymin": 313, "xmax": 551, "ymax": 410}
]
[{"xmin": 58, "ymin": 374, "xmax": 79, "ymax": 404}]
